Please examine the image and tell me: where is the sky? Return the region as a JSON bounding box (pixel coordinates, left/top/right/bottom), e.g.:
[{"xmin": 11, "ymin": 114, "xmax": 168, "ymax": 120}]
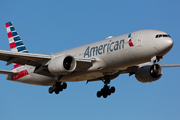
[{"xmin": 0, "ymin": 0, "xmax": 180, "ymax": 120}]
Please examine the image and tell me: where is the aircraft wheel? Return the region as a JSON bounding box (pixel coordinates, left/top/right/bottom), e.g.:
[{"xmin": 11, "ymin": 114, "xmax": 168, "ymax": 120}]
[
  {"xmin": 55, "ymin": 90, "xmax": 60, "ymax": 94},
  {"xmin": 56, "ymin": 82, "xmax": 61, "ymax": 88},
  {"xmin": 107, "ymin": 89, "xmax": 111, "ymax": 96},
  {"xmin": 103, "ymin": 93, "xmax": 107, "ymax": 98},
  {"xmin": 62, "ymin": 82, "xmax": 67, "ymax": 89},
  {"xmin": 97, "ymin": 91, "xmax": 102, "ymax": 98},
  {"xmin": 110, "ymin": 86, "xmax": 115, "ymax": 93},
  {"xmin": 104, "ymin": 86, "xmax": 109, "ymax": 91},
  {"xmin": 48, "ymin": 87, "xmax": 54, "ymax": 94},
  {"xmin": 59, "ymin": 87, "xmax": 63, "ymax": 92}
]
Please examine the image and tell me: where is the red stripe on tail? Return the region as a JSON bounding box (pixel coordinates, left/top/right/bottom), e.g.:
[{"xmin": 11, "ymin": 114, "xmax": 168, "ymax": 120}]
[
  {"xmin": 10, "ymin": 42, "xmax": 16, "ymax": 49},
  {"xmin": 5, "ymin": 22, "xmax": 9, "ymax": 28},
  {"xmin": 7, "ymin": 32, "xmax": 13, "ymax": 38}
]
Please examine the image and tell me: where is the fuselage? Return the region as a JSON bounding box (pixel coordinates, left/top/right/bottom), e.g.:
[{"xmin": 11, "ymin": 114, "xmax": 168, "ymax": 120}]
[{"xmin": 6, "ymin": 29, "xmax": 173, "ymax": 86}]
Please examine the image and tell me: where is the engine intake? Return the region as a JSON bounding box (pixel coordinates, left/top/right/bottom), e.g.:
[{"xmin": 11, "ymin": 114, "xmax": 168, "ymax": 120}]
[
  {"xmin": 135, "ymin": 63, "xmax": 162, "ymax": 83},
  {"xmin": 48, "ymin": 55, "xmax": 76, "ymax": 75}
]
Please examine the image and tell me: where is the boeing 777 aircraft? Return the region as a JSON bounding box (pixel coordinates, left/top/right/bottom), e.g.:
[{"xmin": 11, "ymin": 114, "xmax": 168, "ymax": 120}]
[{"xmin": 1, "ymin": 21, "xmax": 179, "ymax": 98}]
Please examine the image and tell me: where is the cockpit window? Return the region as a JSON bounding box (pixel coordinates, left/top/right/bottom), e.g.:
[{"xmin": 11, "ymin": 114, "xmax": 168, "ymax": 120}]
[
  {"xmin": 155, "ymin": 34, "xmax": 171, "ymax": 38},
  {"xmin": 163, "ymin": 35, "xmax": 169, "ymax": 37}
]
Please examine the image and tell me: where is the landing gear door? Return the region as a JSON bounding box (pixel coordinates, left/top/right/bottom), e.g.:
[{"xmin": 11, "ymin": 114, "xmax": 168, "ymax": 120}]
[{"xmin": 137, "ymin": 35, "xmax": 143, "ymax": 47}]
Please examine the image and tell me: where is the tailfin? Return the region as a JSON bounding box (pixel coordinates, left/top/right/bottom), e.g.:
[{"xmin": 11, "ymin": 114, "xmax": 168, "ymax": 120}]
[
  {"xmin": 5, "ymin": 21, "xmax": 29, "ymax": 53},
  {"xmin": 5, "ymin": 21, "xmax": 29, "ymax": 68}
]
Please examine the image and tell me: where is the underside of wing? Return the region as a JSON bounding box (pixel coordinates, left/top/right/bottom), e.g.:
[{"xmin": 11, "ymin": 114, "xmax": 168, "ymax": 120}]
[{"xmin": 86, "ymin": 65, "xmax": 139, "ymax": 83}]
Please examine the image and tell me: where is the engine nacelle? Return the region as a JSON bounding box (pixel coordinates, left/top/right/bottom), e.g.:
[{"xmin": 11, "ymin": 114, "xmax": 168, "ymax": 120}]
[
  {"xmin": 135, "ymin": 63, "xmax": 162, "ymax": 83},
  {"xmin": 48, "ymin": 55, "xmax": 76, "ymax": 75}
]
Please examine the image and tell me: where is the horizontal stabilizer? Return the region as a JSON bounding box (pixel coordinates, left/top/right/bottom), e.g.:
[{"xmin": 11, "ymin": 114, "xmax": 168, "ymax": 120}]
[{"xmin": 0, "ymin": 70, "xmax": 17, "ymax": 75}]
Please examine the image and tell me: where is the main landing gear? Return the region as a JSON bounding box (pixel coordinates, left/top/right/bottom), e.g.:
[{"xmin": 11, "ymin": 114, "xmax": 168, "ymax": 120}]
[
  {"xmin": 97, "ymin": 85, "xmax": 115, "ymax": 98},
  {"xmin": 96, "ymin": 74, "xmax": 116, "ymax": 98},
  {"xmin": 48, "ymin": 82, "xmax": 67, "ymax": 94},
  {"xmin": 48, "ymin": 76, "xmax": 67, "ymax": 94}
]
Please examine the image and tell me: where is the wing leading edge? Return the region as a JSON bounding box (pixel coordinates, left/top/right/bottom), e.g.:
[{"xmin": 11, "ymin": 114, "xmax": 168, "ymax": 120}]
[{"xmin": 0, "ymin": 50, "xmax": 51, "ymax": 66}]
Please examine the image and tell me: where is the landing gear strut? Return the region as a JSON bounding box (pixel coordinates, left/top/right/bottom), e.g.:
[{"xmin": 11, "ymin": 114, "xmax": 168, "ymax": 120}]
[
  {"xmin": 48, "ymin": 76, "xmax": 67, "ymax": 94},
  {"xmin": 96, "ymin": 74, "xmax": 116, "ymax": 98}
]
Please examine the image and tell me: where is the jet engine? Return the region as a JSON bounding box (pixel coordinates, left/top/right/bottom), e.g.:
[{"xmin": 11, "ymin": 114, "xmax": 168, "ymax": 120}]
[
  {"xmin": 48, "ymin": 55, "xmax": 76, "ymax": 75},
  {"xmin": 135, "ymin": 63, "xmax": 162, "ymax": 83}
]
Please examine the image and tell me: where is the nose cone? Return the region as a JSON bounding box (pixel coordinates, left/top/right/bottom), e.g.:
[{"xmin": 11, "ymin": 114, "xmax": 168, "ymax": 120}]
[
  {"xmin": 164, "ymin": 38, "xmax": 173, "ymax": 50},
  {"xmin": 159, "ymin": 38, "xmax": 173, "ymax": 56}
]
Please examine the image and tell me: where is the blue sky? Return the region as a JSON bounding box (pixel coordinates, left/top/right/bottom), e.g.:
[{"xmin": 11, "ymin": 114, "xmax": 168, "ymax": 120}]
[{"xmin": 0, "ymin": 0, "xmax": 180, "ymax": 120}]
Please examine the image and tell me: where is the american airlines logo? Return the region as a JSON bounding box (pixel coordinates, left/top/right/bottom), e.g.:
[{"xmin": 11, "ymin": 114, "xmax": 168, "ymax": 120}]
[
  {"xmin": 84, "ymin": 39, "xmax": 125, "ymax": 57},
  {"xmin": 128, "ymin": 33, "xmax": 134, "ymax": 47}
]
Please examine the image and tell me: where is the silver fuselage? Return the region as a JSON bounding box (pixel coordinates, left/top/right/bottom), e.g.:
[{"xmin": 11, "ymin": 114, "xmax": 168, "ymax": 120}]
[{"xmin": 7, "ymin": 29, "xmax": 173, "ymax": 86}]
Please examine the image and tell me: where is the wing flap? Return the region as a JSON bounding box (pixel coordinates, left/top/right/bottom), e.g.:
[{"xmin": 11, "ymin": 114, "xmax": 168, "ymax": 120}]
[{"xmin": 75, "ymin": 58, "xmax": 93, "ymax": 71}]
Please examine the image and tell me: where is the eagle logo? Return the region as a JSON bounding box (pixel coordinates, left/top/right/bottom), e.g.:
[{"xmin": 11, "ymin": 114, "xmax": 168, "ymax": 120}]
[{"xmin": 128, "ymin": 33, "xmax": 134, "ymax": 47}]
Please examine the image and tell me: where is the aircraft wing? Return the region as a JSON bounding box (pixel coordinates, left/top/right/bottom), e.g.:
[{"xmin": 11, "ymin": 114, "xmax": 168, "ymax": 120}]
[
  {"xmin": 160, "ymin": 64, "xmax": 180, "ymax": 68},
  {"xmin": 118, "ymin": 63, "xmax": 180, "ymax": 75},
  {"xmin": 0, "ymin": 50, "xmax": 51, "ymax": 66},
  {"xmin": 119, "ymin": 63, "xmax": 180, "ymax": 74},
  {"xmin": 0, "ymin": 50, "xmax": 93, "ymax": 77},
  {"xmin": 86, "ymin": 62, "xmax": 180, "ymax": 83}
]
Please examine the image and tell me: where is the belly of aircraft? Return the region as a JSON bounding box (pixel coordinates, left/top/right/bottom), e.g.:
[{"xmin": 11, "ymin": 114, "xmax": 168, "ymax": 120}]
[{"xmin": 61, "ymin": 71, "xmax": 104, "ymax": 82}]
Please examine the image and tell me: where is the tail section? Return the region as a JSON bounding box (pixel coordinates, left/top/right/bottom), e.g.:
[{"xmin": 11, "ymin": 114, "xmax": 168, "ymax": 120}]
[
  {"xmin": 5, "ymin": 21, "xmax": 29, "ymax": 68},
  {"xmin": 5, "ymin": 21, "xmax": 29, "ymax": 53}
]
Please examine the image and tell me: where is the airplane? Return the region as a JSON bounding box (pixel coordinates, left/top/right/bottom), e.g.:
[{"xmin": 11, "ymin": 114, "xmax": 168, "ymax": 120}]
[{"xmin": 1, "ymin": 21, "xmax": 179, "ymax": 98}]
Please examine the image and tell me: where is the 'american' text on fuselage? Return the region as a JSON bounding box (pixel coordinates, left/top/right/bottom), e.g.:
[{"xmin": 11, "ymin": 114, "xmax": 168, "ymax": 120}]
[{"xmin": 84, "ymin": 39, "xmax": 125, "ymax": 57}]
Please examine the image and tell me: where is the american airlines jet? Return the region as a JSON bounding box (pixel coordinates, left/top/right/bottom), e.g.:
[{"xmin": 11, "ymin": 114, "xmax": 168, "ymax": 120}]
[{"xmin": 1, "ymin": 21, "xmax": 179, "ymax": 98}]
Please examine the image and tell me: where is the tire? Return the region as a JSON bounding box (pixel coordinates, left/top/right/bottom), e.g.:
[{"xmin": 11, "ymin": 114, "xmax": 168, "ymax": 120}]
[
  {"xmin": 62, "ymin": 83, "xmax": 67, "ymax": 89},
  {"xmin": 59, "ymin": 87, "xmax": 63, "ymax": 92},
  {"xmin": 97, "ymin": 91, "xmax": 102, "ymax": 98},
  {"xmin": 55, "ymin": 90, "xmax": 60, "ymax": 94},
  {"xmin": 104, "ymin": 86, "xmax": 109, "ymax": 91},
  {"xmin": 48, "ymin": 87, "xmax": 53, "ymax": 94},
  {"xmin": 56, "ymin": 82, "xmax": 61, "ymax": 88},
  {"xmin": 103, "ymin": 93, "xmax": 107, "ymax": 98},
  {"xmin": 107, "ymin": 90, "xmax": 111, "ymax": 96},
  {"xmin": 110, "ymin": 86, "xmax": 115, "ymax": 93}
]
